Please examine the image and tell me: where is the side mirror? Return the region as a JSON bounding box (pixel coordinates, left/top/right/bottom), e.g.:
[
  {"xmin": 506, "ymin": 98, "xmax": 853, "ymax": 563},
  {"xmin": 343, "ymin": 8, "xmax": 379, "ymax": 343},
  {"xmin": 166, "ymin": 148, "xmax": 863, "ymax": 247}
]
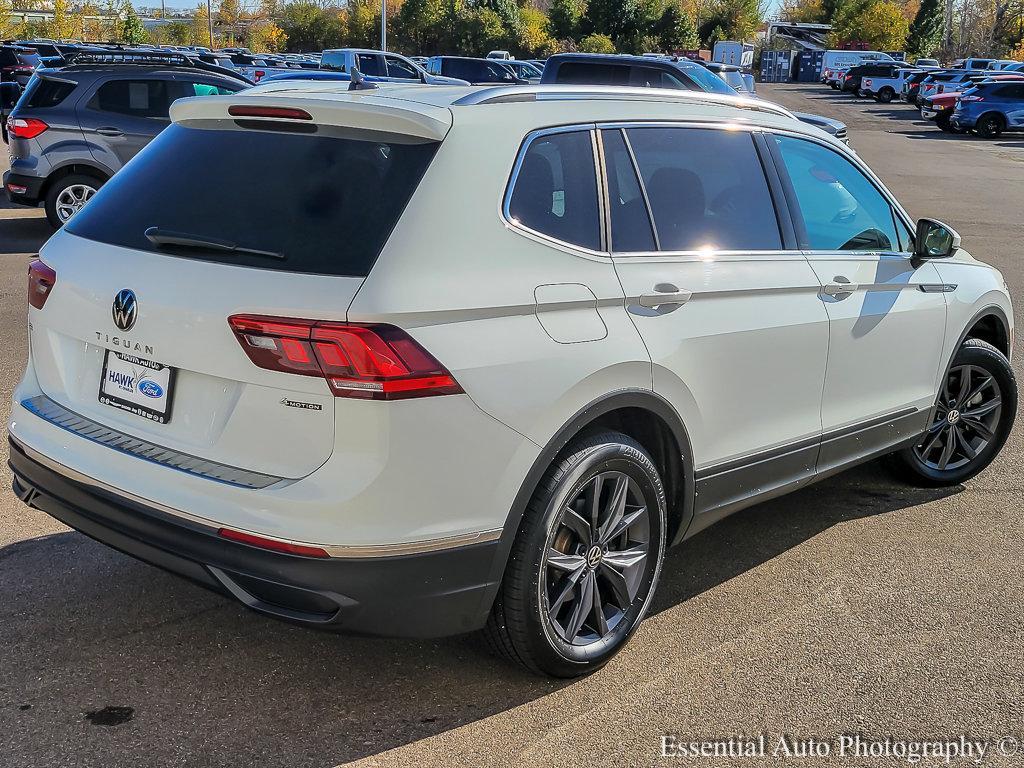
[
  {"xmin": 914, "ymin": 218, "xmax": 961, "ymax": 261},
  {"xmin": 1, "ymin": 81, "xmax": 20, "ymax": 111}
]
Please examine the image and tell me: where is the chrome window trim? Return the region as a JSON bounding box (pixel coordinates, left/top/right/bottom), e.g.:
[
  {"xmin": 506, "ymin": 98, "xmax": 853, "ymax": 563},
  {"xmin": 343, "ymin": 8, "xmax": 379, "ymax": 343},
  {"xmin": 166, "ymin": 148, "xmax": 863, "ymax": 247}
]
[{"xmin": 10, "ymin": 434, "xmax": 503, "ymax": 559}]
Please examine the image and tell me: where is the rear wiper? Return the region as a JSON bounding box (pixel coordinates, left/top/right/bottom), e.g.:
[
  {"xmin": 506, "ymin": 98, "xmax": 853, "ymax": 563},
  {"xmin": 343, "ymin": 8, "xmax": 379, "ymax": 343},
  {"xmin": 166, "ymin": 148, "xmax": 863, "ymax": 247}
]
[{"xmin": 144, "ymin": 227, "xmax": 284, "ymax": 260}]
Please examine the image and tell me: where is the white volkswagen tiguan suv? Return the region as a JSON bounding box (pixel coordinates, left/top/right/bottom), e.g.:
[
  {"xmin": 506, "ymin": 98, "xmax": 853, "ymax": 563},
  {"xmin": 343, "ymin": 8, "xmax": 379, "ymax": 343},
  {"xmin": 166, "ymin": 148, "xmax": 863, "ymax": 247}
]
[{"xmin": 9, "ymin": 83, "xmax": 1016, "ymax": 677}]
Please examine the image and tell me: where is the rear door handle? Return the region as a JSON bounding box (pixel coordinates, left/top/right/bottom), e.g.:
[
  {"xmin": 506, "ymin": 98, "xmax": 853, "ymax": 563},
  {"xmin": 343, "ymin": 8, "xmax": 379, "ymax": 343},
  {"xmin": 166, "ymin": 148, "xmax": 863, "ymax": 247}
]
[
  {"xmin": 95, "ymin": 127, "xmax": 123, "ymax": 137},
  {"xmin": 638, "ymin": 284, "xmax": 692, "ymax": 308}
]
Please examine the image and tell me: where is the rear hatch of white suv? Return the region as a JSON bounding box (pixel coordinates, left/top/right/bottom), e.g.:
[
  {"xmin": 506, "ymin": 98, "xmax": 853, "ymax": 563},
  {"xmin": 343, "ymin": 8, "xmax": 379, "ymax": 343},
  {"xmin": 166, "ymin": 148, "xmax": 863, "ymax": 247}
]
[{"xmin": 27, "ymin": 94, "xmax": 447, "ymax": 479}]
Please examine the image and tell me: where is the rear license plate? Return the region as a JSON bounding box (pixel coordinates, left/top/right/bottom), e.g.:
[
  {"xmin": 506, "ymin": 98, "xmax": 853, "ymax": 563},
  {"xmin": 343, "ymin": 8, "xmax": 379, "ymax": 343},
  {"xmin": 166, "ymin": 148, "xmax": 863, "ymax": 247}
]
[{"xmin": 99, "ymin": 350, "xmax": 176, "ymax": 424}]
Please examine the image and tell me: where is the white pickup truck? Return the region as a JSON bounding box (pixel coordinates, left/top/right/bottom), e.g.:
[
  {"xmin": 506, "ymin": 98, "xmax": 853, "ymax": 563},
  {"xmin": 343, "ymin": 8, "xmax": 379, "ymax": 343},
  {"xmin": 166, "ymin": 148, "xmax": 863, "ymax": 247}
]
[{"xmin": 860, "ymin": 68, "xmax": 919, "ymax": 102}]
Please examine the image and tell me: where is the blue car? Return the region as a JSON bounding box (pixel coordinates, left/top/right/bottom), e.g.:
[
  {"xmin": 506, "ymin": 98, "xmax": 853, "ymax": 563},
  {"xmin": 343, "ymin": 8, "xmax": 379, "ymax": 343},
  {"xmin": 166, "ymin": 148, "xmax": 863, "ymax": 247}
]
[{"xmin": 951, "ymin": 80, "xmax": 1024, "ymax": 137}]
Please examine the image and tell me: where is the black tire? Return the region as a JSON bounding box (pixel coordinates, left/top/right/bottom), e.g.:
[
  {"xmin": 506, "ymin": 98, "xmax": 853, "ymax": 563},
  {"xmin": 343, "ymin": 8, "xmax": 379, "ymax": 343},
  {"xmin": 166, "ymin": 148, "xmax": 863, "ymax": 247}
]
[
  {"xmin": 890, "ymin": 339, "xmax": 1016, "ymax": 487},
  {"xmin": 44, "ymin": 173, "xmax": 103, "ymax": 229},
  {"xmin": 936, "ymin": 113, "xmax": 954, "ymax": 132},
  {"xmin": 975, "ymin": 113, "xmax": 1005, "ymax": 139},
  {"xmin": 878, "ymin": 87, "xmax": 894, "ymax": 103},
  {"xmin": 484, "ymin": 431, "xmax": 668, "ymax": 677}
]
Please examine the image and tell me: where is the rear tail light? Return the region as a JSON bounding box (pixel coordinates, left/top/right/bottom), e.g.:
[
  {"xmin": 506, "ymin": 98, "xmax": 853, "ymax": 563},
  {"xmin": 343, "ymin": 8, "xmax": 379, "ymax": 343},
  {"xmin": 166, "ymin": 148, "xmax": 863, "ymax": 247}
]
[
  {"xmin": 7, "ymin": 117, "xmax": 48, "ymax": 139},
  {"xmin": 228, "ymin": 315, "xmax": 463, "ymax": 400},
  {"xmin": 28, "ymin": 259, "xmax": 56, "ymax": 309},
  {"xmin": 218, "ymin": 527, "xmax": 330, "ymax": 558}
]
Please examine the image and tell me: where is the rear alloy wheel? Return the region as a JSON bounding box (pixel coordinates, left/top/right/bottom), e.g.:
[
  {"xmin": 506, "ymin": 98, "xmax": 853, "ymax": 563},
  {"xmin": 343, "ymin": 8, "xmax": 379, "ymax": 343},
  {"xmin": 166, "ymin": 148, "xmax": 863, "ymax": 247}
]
[
  {"xmin": 878, "ymin": 87, "xmax": 895, "ymax": 103},
  {"xmin": 44, "ymin": 174, "xmax": 102, "ymax": 228},
  {"xmin": 891, "ymin": 339, "xmax": 1016, "ymax": 486},
  {"xmin": 485, "ymin": 431, "xmax": 667, "ymax": 677},
  {"xmin": 936, "ymin": 113, "xmax": 956, "ymax": 132},
  {"xmin": 975, "ymin": 113, "xmax": 1005, "ymax": 139}
]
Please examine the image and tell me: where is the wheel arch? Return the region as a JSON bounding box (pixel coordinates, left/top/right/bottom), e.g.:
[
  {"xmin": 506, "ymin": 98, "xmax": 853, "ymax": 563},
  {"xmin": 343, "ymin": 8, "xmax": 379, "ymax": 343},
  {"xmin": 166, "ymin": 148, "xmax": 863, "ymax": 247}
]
[
  {"xmin": 476, "ymin": 390, "xmax": 696, "ymax": 616},
  {"xmin": 941, "ymin": 306, "xmax": 1013, "ymax": 387},
  {"xmin": 41, "ymin": 162, "xmax": 111, "ymax": 200}
]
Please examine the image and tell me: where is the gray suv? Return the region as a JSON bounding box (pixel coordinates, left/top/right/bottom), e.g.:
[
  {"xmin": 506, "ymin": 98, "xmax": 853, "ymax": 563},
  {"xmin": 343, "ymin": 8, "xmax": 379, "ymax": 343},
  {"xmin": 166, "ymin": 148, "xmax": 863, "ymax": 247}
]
[{"xmin": 3, "ymin": 52, "xmax": 248, "ymax": 227}]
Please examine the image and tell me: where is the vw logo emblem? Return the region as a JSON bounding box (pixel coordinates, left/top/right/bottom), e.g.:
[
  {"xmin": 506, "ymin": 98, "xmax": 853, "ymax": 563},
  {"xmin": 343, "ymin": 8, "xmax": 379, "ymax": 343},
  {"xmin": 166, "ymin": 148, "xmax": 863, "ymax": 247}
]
[
  {"xmin": 586, "ymin": 545, "xmax": 603, "ymax": 569},
  {"xmin": 947, "ymin": 409, "xmax": 961, "ymax": 425},
  {"xmin": 112, "ymin": 289, "xmax": 138, "ymax": 332}
]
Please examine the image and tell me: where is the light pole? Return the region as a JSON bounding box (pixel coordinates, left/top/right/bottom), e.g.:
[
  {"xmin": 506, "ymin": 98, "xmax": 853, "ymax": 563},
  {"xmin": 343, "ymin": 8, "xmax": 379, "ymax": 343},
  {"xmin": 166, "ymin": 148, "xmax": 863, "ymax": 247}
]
[
  {"xmin": 381, "ymin": 0, "xmax": 387, "ymax": 51},
  {"xmin": 208, "ymin": 0, "xmax": 214, "ymax": 48}
]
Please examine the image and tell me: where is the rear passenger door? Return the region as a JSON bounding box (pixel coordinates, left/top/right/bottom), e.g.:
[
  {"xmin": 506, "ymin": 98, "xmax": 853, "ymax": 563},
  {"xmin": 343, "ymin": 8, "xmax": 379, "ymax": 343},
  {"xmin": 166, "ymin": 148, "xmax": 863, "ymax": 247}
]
[
  {"xmin": 602, "ymin": 125, "xmax": 830, "ymax": 515},
  {"xmin": 767, "ymin": 132, "xmax": 947, "ymax": 471},
  {"xmin": 78, "ymin": 77, "xmax": 174, "ymax": 169}
]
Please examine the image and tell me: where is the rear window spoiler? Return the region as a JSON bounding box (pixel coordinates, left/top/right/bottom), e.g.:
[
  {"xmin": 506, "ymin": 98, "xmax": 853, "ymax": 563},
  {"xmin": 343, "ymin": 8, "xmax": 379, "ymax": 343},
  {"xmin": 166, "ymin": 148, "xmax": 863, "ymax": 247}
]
[{"xmin": 170, "ymin": 93, "xmax": 452, "ymax": 143}]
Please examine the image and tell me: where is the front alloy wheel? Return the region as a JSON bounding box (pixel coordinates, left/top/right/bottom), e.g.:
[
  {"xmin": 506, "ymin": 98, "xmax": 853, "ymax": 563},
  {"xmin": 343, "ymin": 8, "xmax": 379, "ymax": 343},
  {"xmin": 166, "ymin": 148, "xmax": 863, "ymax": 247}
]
[
  {"xmin": 485, "ymin": 431, "xmax": 667, "ymax": 677},
  {"xmin": 892, "ymin": 338, "xmax": 1016, "ymax": 486}
]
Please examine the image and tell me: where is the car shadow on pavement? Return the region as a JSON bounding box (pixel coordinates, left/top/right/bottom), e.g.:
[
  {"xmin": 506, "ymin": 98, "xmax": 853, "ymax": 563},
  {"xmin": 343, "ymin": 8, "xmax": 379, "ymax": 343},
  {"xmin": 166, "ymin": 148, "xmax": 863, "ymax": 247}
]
[
  {"xmin": 0, "ymin": 214, "xmax": 51, "ymax": 254},
  {"xmin": 0, "ymin": 459, "xmax": 959, "ymax": 766}
]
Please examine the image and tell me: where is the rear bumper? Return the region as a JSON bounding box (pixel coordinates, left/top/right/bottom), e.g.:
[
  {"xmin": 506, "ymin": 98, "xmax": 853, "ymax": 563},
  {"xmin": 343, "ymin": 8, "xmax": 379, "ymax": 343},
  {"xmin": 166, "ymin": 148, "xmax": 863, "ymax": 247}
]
[
  {"xmin": 9, "ymin": 436, "xmax": 500, "ymax": 638},
  {"xmin": 3, "ymin": 170, "xmax": 44, "ymax": 205},
  {"xmin": 951, "ymin": 112, "xmax": 976, "ymax": 129}
]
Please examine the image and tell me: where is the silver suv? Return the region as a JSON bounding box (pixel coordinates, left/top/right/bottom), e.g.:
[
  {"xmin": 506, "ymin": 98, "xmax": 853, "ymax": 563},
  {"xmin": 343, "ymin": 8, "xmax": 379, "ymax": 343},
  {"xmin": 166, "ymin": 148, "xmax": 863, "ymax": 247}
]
[{"xmin": 3, "ymin": 51, "xmax": 247, "ymax": 227}]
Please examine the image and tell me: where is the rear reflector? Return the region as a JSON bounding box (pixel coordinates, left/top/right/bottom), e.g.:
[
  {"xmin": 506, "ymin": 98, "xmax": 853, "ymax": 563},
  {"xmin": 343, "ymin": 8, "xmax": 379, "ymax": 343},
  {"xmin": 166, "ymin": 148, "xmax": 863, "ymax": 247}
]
[
  {"xmin": 7, "ymin": 183, "xmax": 28, "ymax": 195},
  {"xmin": 28, "ymin": 259, "xmax": 56, "ymax": 309},
  {"xmin": 228, "ymin": 315, "xmax": 463, "ymax": 400},
  {"xmin": 8, "ymin": 117, "xmax": 48, "ymax": 139},
  {"xmin": 227, "ymin": 105, "xmax": 311, "ymax": 120},
  {"xmin": 218, "ymin": 528, "xmax": 330, "ymax": 558}
]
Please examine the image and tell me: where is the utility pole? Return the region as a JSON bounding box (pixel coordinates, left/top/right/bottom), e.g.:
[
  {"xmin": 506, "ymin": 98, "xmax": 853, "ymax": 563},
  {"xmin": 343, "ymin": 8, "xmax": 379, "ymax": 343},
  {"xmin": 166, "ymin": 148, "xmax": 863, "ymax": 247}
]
[
  {"xmin": 381, "ymin": 0, "xmax": 387, "ymax": 51},
  {"xmin": 943, "ymin": 0, "xmax": 953, "ymax": 50},
  {"xmin": 208, "ymin": 0, "xmax": 214, "ymax": 48}
]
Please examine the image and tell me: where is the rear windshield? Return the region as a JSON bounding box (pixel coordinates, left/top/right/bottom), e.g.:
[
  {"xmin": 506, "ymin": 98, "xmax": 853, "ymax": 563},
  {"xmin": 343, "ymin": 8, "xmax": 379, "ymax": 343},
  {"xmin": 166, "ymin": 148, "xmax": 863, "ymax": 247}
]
[{"xmin": 66, "ymin": 124, "xmax": 438, "ymax": 277}]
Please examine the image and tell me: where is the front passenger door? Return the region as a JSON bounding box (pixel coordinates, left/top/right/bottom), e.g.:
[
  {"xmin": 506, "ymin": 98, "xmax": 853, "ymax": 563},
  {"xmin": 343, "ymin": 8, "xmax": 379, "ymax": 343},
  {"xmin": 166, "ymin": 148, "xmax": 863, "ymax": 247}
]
[{"xmin": 769, "ymin": 133, "xmax": 947, "ymax": 471}]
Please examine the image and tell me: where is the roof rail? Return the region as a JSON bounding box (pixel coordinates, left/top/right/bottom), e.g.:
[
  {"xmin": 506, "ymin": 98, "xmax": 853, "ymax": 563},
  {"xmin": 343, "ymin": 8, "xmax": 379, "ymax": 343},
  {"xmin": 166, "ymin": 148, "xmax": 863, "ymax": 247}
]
[
  {"xmin": 451, "ymin": 85, "xmax": 796, "ymax": 119},
  {"xmin": 64, "ymin": 49, "xmax": 252, "ymax": 85}
]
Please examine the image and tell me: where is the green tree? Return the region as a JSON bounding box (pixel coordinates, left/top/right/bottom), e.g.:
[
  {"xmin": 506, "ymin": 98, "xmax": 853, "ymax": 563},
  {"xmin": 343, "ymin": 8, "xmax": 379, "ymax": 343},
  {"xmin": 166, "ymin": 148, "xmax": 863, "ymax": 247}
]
[
  {"xmin": 655, "ymin": 2, "xmax": 699, "ymax": 51},
  {"xmin": 279, "ymin": 1, "xmax": 345, "ymax": 51},
  {"xmin": 905, "ymin": 0, "xmax": 942, "ymax": 56},
  {"xmin": 120, "ymin": 2, "xmax": 149, "ymax": 43},
  {"xmin": 248, "ymin": 19, "xmax": 288, "ymax": 51},
  {"xmin": 549, "ymin": 0, "xmax": 586, "ymax": 41},
  {"xmin": 578, "ymin": 31, "xmax": 616, "ymax": 51},
  {"xmin": 517, "ymin": 6, "xmax": 556, "ymax": 56},
  {"xmin": 393, "ymin": 0, "xmax": 446, "ymax": 53},
  {"xmin": 829, "ymin": 0, "xmax": 908, "ymax": 48}
]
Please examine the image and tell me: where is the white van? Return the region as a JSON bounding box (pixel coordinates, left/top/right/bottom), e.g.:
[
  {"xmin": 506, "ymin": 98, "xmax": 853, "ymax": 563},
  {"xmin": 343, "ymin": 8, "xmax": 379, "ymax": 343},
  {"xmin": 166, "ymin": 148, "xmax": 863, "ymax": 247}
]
[
  {"xmin": 821, "ymin": 50, "xmax": 894, "ymax": 74},
  {"xmin": 486, "ymin": 50, "xmax": 512, "ymax": 60}
]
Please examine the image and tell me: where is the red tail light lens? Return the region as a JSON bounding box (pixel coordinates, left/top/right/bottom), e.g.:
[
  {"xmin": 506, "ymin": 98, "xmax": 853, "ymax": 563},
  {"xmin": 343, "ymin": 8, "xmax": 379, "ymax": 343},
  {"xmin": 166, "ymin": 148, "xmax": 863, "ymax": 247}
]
[
  {"xmin": 28, "ymin": 259, "xmax": 56, "ymax": 309},
  {"xmin": 218, "ymin": 527, "xmax": 329, "ymax": 558},
  {"xmin": 228, "ymin": 315, "xmax": 463, "ymax": 400},
  {"xmin": 8, "ymin": 117, "xmax": 48, "ymax": 139}
]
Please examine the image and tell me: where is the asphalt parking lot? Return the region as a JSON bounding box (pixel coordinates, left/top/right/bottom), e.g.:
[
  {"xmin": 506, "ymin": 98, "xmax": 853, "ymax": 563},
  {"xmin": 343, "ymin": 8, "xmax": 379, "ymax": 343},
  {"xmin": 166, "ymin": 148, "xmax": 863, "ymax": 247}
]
[{"xmin": 1, "ymin": 82, "xmax": 1023, "ymax": 768}]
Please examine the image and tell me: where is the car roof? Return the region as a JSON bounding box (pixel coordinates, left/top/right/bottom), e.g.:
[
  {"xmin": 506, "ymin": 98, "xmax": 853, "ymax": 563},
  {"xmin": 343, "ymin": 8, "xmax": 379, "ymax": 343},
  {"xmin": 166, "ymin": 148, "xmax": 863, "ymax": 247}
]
[{"xmin": 170, "ymin": 82, "xmax": 810, "ymax": 143}]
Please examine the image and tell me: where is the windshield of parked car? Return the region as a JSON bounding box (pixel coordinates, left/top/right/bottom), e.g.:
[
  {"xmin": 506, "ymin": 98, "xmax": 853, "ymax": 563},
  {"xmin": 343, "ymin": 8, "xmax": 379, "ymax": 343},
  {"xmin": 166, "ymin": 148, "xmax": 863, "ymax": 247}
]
[{"xmin": 678, "ymin": 62, "xmax": 737, "ymax": 95}]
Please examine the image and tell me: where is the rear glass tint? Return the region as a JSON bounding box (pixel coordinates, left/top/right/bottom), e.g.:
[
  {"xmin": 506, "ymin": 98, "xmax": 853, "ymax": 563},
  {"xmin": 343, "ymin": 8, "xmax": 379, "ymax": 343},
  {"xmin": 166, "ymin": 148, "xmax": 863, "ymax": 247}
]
[
  {"xmin": 24, "ymin": 78, "xmax": 76, "ymax": 108},
  {"xmin": 66, "ymin": 124, "xmax": 439, "ymax": 277}
]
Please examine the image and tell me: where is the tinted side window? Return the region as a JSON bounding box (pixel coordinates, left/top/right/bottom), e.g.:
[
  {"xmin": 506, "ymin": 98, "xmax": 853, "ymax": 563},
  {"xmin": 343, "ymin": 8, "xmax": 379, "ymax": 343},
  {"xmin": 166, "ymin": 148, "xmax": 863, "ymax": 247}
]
[
  {"xmin": 626, "ymin": 127, "xmax": 782, "ymax": 252},
  {"xmin": 24, "ymin": 78, "xmax": 76, "ymax": 108},
  {"xmin": 92, "ymin": 79, "xmax": 171, "ymax": 119},
  {"xmin": 601, "ymin": 129, "xmax": 656, "ymax": 252},
  {"xmin": 356, "ymin": 53, "xmax": 383, "ymax": 76},
  {"xmin": 508, "ymin": 130, "xmax": 601, "ymax": 250},
  {"xmin": 631, "ymin": 67, "xmax": 687, "ymax": 89},
  {"xmin": 773, "ymin": 135, "xmax": 900, "ymax": 252},
  {"xmin": 554, "ymin": 61, "xmax": 630, "ymax": 85},
  {"xmin": 180, "ymin": 81, "xmax": 238, "ymax": 97},
  {"xmin": 386, "ymin": 56, "xmax": 419, "ymax": 79}
]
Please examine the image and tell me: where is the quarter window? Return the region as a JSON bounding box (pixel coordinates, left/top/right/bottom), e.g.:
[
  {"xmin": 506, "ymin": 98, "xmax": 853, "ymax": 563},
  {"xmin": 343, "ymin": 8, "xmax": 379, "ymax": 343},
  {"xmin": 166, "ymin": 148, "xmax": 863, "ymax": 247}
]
[
  {"xmin": 508, "ymin": 130, "xmax": 601, "ymax": 251},
  {"xmin": 625, "ymin": 127, "xmax": 783, "ymax": 252},
  {"xmin": 773, "ymin": 135, "xmax": 901, "ymax": 252}
]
